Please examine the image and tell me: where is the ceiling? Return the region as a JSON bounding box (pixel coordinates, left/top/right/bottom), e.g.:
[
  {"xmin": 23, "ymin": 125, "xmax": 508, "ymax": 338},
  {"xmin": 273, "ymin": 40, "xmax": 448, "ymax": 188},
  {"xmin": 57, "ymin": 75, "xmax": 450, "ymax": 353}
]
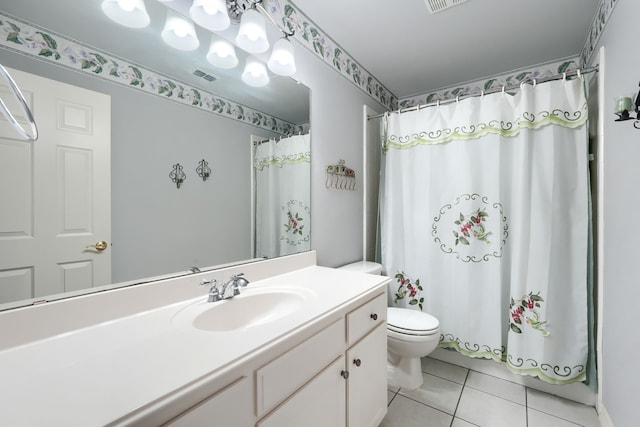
[{"xmin": 291, "ymin": 0, "xmax": 601, "ymax": 100}]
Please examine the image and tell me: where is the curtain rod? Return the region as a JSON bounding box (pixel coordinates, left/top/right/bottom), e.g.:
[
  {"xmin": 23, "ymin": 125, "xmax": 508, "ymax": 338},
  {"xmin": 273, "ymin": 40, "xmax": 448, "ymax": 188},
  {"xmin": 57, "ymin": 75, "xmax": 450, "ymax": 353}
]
[{"xmin": 367, "ymin": 65, "xmax": 599, "ymax": 120}]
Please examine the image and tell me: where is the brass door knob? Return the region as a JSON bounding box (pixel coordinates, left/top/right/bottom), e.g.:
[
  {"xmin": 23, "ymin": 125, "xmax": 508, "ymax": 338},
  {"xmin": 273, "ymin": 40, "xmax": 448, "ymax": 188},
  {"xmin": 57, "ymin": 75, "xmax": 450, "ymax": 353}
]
[{"xmin": 86, "ymin": 241, "xmax": 108, "ymax": 251}]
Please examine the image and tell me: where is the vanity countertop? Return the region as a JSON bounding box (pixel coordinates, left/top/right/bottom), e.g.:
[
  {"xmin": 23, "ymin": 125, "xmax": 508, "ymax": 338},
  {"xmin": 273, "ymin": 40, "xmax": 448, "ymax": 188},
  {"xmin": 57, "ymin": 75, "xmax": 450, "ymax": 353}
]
[{"xmin": 0, "ymin": 264, "xmax": 388, "ymax": 426}]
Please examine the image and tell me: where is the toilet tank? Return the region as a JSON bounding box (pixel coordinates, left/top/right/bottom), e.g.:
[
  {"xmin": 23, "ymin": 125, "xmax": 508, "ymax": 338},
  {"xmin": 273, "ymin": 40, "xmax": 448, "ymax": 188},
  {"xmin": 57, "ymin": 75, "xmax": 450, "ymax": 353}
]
[{"xmin": 339, "ymin": 261, "xmax": 382, "ymax": 275}]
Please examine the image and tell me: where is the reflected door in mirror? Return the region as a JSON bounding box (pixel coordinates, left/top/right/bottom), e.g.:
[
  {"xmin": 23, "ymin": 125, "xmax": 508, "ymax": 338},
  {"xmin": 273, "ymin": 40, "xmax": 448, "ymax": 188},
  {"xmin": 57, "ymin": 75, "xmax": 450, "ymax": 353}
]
[{"xmin": 0, "ymin": 68, "xmax": 111, "ymax": 304}]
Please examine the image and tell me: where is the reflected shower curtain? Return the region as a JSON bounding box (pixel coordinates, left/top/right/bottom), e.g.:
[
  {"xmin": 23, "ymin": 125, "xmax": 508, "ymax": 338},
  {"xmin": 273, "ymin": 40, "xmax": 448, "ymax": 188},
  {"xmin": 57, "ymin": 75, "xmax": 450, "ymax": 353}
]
[
  {"xmin": 254, "ymin": 134, "xmax": 311, "ymax": 259},
  {"xmin": 380, "ymin": 78, "xmax": 589, "ymax": 384}
]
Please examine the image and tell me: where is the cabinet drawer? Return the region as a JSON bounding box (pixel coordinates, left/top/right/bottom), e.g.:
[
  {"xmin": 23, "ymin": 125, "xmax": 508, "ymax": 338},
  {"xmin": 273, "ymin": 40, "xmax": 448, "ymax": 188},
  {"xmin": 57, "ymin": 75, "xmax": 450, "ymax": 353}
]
[
  {"xmin": 256, "ymin": 318, "xmax": 345, "ymax": 416},
  {"xmin": 347, "ymin": 292, "xmax": 386, "ymax": 347}
]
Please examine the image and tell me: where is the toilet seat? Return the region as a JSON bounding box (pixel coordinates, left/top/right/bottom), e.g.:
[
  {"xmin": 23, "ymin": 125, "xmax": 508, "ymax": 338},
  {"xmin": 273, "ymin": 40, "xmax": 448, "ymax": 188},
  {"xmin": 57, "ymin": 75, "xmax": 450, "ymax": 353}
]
[{"xmin": 387, "ymin": 307, "xmax": 439, "ymax": 336}]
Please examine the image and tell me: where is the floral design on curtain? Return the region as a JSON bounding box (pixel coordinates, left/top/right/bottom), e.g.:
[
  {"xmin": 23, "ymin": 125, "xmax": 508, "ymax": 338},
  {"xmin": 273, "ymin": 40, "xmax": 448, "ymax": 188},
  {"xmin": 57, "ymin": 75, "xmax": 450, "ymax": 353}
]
[
  {"xmin": 432, "ymin": 194, "xmax": 508, "ymax": 263},
  {"xmin": 380, "ymin": 78, "xmax": 590, "ymax": 384}
]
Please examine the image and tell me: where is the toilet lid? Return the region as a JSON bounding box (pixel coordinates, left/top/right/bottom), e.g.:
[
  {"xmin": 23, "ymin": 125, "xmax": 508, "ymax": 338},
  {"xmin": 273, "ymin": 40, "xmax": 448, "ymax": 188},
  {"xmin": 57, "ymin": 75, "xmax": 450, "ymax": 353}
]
[{"xmin": 387, "ymin": 307, "xmax": 439, "ymax": 333}]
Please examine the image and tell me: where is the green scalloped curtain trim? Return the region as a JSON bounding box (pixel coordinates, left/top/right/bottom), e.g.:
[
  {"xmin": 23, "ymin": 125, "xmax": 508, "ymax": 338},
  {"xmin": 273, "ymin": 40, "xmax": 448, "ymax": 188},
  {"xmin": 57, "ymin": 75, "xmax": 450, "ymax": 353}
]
[
  {"xmin": 439, "ymin": 339, "xmax": 587, "ymax": 385},
  {"xmin": 438, "ymin": 340, "xmax": 504, "ymax": 363},
  {"xmin": 254, "ymin": 153, "xmax": 310, "ymax": 170},
  {"xmin": 506, "ymin": 364, "xmax": 586, "ymax": 385},
  {"xmin": 384, "ymin": 107, "xmax": 588, "ymax": 152}
]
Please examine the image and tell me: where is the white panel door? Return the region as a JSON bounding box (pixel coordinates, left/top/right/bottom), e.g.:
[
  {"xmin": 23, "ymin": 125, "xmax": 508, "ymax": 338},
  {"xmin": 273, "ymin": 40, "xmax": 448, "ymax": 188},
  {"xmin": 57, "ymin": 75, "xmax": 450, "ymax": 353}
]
[{"xmin": 0, "ymin": 67, "xmax": 111, "ymax": 304}]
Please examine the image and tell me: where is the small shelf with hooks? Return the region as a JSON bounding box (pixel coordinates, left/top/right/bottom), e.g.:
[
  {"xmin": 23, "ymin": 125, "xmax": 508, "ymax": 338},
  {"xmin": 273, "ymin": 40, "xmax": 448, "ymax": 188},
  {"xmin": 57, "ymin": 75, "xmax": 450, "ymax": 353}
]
[{"xmin": 326, "ymin": 159, "xmax": 356, "ymax": 190}]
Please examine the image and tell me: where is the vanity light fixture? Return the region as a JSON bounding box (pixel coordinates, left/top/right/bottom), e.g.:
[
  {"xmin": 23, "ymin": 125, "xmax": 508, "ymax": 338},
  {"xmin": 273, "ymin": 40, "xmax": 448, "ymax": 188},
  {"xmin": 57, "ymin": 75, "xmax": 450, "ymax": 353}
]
[
  {"xmin": 242, "ymin": 56, "xmax": 270, "ymax": 87},
  {"xmin": 189, "ymin": 0, "xmax": 230, "ymax": 32},
  {"xmin": 196, "ymin": 159, "xmax": 212, "ymax": 181},
  {"xmin": 101, "ymin": 0, "xmax": 150, "ymax": 28},
  {"xmin": 161, "ymin": 10, "xmax": 200, "ymax": 51},
  {"xmin": 614, "ymin": 82, "xmax": 640, "ymax": 129},
  {"xmin": 267, "ymin": 36, "xmax": 296, "ymax": 76},
  {"xmin": 170, "ymin": 163, "xmax": 187, "ymax": 188},
  {"xmin": 206, "ymin": 37, "xmax": 239, "ymax": 69},
  {"xmin": 235, "ymin": 5, "xmax": 269, "ymax": 54}
]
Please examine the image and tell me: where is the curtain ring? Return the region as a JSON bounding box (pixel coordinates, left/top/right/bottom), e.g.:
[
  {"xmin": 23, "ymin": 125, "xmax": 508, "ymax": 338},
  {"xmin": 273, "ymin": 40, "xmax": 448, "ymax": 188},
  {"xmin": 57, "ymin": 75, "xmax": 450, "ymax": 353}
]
[
  {"xmin": 502, "ymin": 86, "xmax": 506, "ymax": 95},
  {"xmin": 480, "ymin": 90, "xmax": 484, "ymax": 98},
  {"xmin": 562, "ymin": 72, "xmax": 567, "ymax": 81},
  {"xmin": 533, "ymin": 79, "xmax": 537, "ymax": 86},
  {"xmin": 456, "ymin": 95, "xmax": 460, "ymax": 103},
  {"xmin": 577, "ymin": 69, "xmax": 582, "ymax": 79},
  {"xmin": 436, "ymin": 100, "xmax": 440, "ymax": 107}
]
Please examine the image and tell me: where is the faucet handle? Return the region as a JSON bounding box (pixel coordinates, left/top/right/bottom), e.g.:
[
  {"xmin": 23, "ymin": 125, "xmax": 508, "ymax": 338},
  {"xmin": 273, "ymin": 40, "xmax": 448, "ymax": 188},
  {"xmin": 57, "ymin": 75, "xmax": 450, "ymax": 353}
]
[
  {"xmin": 200, "ymin": 279, "xmax": 220, "ymax": 302},
  {"xmin": 200, "ymin": 278, "xmax": 217, "ymax": 287},
  {"xmin": 232, "ymin": 273, "xmax": 249, "ymax": 288}
]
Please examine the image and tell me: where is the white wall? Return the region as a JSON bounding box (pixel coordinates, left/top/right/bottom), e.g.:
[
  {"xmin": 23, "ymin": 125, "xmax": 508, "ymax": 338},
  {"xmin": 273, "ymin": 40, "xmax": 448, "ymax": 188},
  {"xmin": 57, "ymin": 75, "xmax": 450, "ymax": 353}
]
[
  {"xmin": 589, "ymin": 0, "xmax": 640, "ymax": 424},
  {"xmin": 292, "ymin": 46, "xmax": 387, "ymax": 267}
]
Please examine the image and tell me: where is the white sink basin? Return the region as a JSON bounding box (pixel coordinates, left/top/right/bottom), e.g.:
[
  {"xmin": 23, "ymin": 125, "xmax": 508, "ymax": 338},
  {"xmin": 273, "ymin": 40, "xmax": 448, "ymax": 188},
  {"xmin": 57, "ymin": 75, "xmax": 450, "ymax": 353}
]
[{"xmin": 172, "ymin": 287, "xmax": 313, "ymax": 332}]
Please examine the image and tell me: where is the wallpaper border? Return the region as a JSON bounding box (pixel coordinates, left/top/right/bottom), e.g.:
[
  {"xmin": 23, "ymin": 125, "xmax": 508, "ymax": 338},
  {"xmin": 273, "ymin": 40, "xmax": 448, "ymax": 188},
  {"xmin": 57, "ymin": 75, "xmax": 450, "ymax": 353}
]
[{"xmin": 0, "ymin": 12, "xmax": 304, "ymax": 136}]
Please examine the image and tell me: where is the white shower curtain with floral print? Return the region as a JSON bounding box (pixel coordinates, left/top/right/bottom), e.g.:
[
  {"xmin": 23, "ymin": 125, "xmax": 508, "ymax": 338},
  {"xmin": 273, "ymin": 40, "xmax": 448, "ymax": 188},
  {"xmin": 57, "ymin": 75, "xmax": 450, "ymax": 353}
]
[
  {"xmin": 380, "ymin": 78, "xmax": 589, "ymax": 384},
  {"xmin": 254, "ymin": 134, "xmax": 311, "ymax": 259}
]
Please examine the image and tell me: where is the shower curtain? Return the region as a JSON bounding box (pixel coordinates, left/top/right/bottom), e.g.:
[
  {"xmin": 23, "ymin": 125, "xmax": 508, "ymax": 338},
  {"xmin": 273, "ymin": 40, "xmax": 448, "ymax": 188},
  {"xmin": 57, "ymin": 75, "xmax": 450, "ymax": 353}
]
[
  {"xmin": 254, "ymin": 134, "xmax": 311, "ymax": 259},
  {"xmin": 380, "ymin": 78, "xmax": 589, "ymax": 384}
]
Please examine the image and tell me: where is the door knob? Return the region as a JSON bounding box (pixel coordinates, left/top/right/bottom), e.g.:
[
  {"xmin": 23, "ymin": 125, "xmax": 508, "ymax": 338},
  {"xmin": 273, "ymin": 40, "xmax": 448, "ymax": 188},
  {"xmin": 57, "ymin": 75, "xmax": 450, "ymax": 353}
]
[{"xmin": 86, "ymin": 241, "xmax": 108, "ymax": 251}]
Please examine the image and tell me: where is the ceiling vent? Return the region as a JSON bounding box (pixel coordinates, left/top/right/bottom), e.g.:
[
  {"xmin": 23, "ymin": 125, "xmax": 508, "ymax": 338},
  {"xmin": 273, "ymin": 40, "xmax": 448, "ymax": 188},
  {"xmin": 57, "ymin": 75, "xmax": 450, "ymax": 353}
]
[
  {"xmin": 424, "ymin": 0, "xmax": 469, "ymax": 14},
  {"xmin": 193, "ymin": 69, "xmax": 217, "ymax": 82}
]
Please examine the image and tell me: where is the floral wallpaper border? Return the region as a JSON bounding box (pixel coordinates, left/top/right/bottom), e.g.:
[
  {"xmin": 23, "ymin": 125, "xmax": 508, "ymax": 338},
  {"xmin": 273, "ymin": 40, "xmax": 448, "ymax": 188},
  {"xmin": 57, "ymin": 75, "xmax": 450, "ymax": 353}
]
[
  {"xmin": 398, "ymin": 57, "xmax": 582, "ymax": 109},
  {"xmin": 1, "ymin": 0, "xmax": 616, "ymax": 120},
  {"xmin": 271, "ymin": 0, "xmax": 614, "ymax": 110},
  {"xmin": 0, "ymin": 12, "xmax": 304, "ymax": 136},
  {"xmin": 267, "ymin": 0, "xmax": 397, "ymax": 111},
  {"xmin": 580, "ymin": 0, "xmax": 618, "ymax": 66}
]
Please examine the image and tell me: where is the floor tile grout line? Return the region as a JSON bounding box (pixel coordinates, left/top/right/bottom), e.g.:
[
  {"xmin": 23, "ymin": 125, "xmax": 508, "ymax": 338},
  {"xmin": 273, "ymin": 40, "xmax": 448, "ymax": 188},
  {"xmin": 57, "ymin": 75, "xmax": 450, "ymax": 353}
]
[{"xmin": 450, "ymin": 367, "xmax": 471, "ymax": 425}]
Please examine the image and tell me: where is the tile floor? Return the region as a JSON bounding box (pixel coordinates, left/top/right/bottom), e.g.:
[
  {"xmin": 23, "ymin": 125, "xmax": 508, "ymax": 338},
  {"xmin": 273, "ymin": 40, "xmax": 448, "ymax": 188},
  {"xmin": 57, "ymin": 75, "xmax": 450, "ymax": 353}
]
[{"xmin": 380, "ymin": 357, "xmax": 600, "ymax": 427}]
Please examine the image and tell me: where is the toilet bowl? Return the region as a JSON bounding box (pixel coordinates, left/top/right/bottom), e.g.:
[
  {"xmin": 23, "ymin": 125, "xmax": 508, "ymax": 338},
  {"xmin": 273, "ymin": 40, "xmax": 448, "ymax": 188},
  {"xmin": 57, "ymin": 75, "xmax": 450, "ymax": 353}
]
[{"xmin": 339, "ymin": 261, "xmax": 441, "ymax": 390}]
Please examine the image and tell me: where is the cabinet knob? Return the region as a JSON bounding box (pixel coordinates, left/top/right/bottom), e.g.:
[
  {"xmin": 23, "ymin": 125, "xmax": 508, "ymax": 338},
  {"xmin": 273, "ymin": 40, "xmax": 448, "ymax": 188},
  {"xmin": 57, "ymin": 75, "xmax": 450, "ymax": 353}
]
[
  {"xmin": 353, "ymin": 358, "xmax": 362, "ymax": 367},
  {"xmin": 370, "ymin": 313, "xmax": 378, "ymax": 321},
  {"xmin": 340, "ymin": 370, "xmax": 349, "ymax": 379}
]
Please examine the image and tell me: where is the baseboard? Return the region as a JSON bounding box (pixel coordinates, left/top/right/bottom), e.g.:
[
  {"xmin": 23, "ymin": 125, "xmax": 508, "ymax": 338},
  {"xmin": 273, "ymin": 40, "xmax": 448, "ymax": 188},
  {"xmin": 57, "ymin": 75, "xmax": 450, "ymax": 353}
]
[
  {"xmin": 430, "ymin": 348, "xmax": 597, "ymax": 406},
  {"xmin": 598, "ymin": 404, "xmax": 614, "ymax": 427}
]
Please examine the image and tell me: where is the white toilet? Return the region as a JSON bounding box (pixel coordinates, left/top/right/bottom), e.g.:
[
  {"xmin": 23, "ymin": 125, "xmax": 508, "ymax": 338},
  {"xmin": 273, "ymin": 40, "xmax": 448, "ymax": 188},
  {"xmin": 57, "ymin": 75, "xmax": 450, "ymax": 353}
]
[{"xmin": 339, "ymin": 261, "xmax": 440, "ymax": 390}]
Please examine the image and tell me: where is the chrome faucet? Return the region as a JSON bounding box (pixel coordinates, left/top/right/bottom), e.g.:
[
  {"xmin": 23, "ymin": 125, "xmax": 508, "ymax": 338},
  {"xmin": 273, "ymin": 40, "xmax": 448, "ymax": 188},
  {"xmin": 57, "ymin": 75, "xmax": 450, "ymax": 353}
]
[
  {"xmin": 220, "ymin": 273, "xmax": 250, "ymax": 300},
  {"xmin": 200, "ymin": 274, "xmax": 249, "ymax": 303}
]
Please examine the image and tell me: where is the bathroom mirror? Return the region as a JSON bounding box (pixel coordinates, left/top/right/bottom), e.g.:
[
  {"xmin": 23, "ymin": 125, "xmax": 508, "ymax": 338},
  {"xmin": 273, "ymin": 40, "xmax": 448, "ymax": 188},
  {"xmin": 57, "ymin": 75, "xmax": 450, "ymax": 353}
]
[{"xmin": 0, "ymin": 0, "xmax": 310, "ymax": 309}]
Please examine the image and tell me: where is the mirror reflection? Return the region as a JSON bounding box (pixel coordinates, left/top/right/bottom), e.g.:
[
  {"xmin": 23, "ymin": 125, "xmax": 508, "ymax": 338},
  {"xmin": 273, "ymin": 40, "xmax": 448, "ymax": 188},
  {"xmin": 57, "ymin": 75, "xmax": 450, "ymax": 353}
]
[{"xmin": 0, "ymin": 0, "xmax": 310, "ymax": 309}]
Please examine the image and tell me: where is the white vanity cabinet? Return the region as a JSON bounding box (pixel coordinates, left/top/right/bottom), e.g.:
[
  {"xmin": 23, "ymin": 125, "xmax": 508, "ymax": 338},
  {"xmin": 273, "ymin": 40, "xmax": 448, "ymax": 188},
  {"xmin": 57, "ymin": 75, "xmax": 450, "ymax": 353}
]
[
  {"xmin": 256, "ymin": 291, "xmax": 388, "ymax": 427},
  {"xmin": 164, "ymin": 376, "xmax": 253, "ymax": 427},
  {"xmin": 345, "ymin": 293, "xmax": 388, "ymax": 427}
]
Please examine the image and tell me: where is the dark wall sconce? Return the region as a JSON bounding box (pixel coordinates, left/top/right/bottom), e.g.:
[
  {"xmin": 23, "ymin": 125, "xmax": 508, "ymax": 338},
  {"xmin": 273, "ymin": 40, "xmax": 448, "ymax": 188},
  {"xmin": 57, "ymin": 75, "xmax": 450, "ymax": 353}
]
[
  {"xmin": 196, "ymin": 159, "xmax": 212, "ymax": 181},
  {"xmin": 614, "ymin": 82, "xmax": 640, "ymax": 129},
  {"xmin": 169, "ymin": 163, "xmax": 186, "ymax": 188}
]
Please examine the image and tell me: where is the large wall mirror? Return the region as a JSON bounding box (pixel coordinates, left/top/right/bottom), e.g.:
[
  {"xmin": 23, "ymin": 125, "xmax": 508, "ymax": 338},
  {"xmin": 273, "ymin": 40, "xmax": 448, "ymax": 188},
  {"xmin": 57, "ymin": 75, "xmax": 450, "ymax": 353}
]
[{"xmin": 0, "ymin": 0, "xmax": 311, "ymax": 310}]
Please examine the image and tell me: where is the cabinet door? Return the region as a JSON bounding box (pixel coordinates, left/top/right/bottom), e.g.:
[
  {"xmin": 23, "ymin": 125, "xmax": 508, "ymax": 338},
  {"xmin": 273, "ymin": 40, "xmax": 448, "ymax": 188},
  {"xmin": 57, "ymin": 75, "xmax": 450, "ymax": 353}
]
[
  {"xmin": 347, "ymin": 323, "xmax": 388, "ymax": 427},
  {"xmin": 257, "ymin": 356, "xmax": 346, "ymax": 427},
  {"xmin": 165, "ymin": 377, "xmax": 252, "ymax": 427}
]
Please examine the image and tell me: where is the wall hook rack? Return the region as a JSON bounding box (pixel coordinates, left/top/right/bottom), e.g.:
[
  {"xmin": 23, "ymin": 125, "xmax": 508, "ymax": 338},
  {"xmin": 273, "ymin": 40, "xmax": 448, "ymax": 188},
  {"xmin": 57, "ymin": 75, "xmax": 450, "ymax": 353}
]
[{"xmin": 326, "ymin": 159, "xmax": 356, "ymax": 190}]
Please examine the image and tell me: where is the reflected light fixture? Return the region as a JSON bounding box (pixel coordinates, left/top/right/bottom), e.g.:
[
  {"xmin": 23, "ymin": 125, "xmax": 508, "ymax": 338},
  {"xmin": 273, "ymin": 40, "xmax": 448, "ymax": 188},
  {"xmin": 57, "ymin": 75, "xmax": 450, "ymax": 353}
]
[
  {"xmin": 242, "ymin": 57, "xmax": 270, "ymax": 87},
  {"xmin": 189, "ymin": 0, "xmax": 231, "ymax": 32},
  {"xmin": 161, "ymin": 10, "xmax": 200, "ymax": 51},
  {"xmin": 101, "ymin": 0, "xmax": 150, "ymax": 28},
  {"xmin": 267, "ymin": 37, "xmax": 296, "ymax": 76},
  {"xmin": 206, "ymin": 37, "xmax": 239, "ymax": 69},
  {"xmin": 236, "ymin": 6, "xmax": 269, "ymax": 54}
]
